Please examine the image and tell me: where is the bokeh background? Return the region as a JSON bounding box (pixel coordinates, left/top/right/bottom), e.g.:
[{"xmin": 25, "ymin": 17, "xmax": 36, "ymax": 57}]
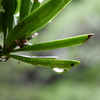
[{"xmin": 0, "ymin": 0, "xmax": 100, "ymax": 100}]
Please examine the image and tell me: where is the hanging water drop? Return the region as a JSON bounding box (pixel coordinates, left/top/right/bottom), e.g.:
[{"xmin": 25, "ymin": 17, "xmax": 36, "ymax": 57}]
[
  {"xmin": 53, "ymin": 68, "xmax": 69, "ymax": 74},
  {"xmin": 53, "ymin": 68, "xmax": 64, "ymax": 73}
]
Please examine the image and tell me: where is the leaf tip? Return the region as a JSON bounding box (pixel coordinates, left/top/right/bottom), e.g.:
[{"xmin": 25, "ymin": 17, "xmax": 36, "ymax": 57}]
[
  {"xmin": 83, "ymin": 33, "xmax": 94, "ymax": 43},
  {"xmin": 73, "ymin": 60, "xmax": 80, "ymax": 66},
  {"xmin": 88, "ymin": 33, "xmax": 94, "ymax": 39}
]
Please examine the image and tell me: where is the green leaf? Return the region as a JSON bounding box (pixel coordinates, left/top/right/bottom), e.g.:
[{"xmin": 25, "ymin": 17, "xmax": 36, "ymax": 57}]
[
  {"xmin": 14, "ymin": 0, "xmax": 21, "ymax": 14},
  {"xmin": 6, "ymin": 0, "xmax": 17, "ymax": 33},
  {"xmin": 20, "ymin": 0, "xmax": 31, "ymax": 21},
  {"xmin": 7, "ymin": 53, "xmax": 80, "ymax": 70},
  {"xmin": 1, "ymin": 0, "xmax": 8, "ymax": 48},
  {"xmin": 30, "ymin": 0, "xmax": 40, "ymax": 12},
  {"xmin": 1, "ymin": 0, "xmax": 7, "ymax": 36},
  {"xmin": 12, "ymin": 34, "xmax": 94, "ymax": 52},
  {"xmin": 1, "ymin": 0, "xmax": 17, "ymax": 49},
  {"xmin": 6, "ymin": 0, "xmax": 71, "ymax": 48}
]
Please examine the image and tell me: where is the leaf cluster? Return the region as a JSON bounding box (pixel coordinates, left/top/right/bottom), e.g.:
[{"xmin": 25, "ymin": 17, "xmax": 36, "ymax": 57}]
[{"xmin": 0, "ymin": 0, "xmax": 93, "ymax": 73}]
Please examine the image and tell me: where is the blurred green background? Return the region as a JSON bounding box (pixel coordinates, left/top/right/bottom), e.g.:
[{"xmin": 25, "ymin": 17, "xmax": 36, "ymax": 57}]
[{"xmin": 0, "ymin": 0, "xmax": 100, "ymax": 100}]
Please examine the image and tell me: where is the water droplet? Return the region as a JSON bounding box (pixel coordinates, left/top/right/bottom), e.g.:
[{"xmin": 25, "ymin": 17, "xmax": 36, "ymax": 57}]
[
  {"xmin": 52, "ymin": 68, "xmax": 69, "ymax": 74},
  {"xmin": 53, "ymin": 68, "xmax": 64, "ymax": 73}
]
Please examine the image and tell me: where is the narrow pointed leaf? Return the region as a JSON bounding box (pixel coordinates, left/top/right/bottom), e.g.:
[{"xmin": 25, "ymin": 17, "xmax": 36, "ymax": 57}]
[
  {"xmin": 8, "ymin": 54, "xmax": 80, "ymax": 69},
  {"xmin": 1, "ymin": 0, "xmax": 7, "ymax": 36},
  {"xmin": 1, "ymin": 0, "xmax": 17, "ymax": 33},
  {"xmin": 1, "ymin": 0, "xmax": 17, "ymax": 49},
  {"xmin": 1, "ymin": 11, "xmax": 7, "ymax": 47},
  {"xmin": 13, "ymin": 34, "xmax": 94, "ymax": 52},
  {"xmin": 7, "ymin": 0, "xmax": 17, "ymax": 33},
  {"xmin": 6, "ymin": 0, "xmax": 71, "ymax": 48}
]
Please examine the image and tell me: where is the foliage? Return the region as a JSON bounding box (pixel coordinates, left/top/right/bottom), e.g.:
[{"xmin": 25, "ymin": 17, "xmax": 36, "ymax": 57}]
[{"xmin": 0, "ymin": 0, "xmax": 93, "ymax": 73}]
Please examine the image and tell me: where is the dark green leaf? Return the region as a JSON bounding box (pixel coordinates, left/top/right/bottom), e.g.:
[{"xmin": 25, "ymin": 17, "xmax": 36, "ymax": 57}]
[
  {"xmin": 30, "ymin": 0, "xmax": 40, "ymax": 12},
  {"xmin": 20, "ymin": 0, "xmax": 31, "ymax": 21},
  {"xmin": 1, "ymin": 0, "xmax": 7, "ymax": 36},
  {"xmin": 6, "ymin": 0, "xmax": 71, "ymax": 48},
  {"xmin": 6, "ymin": 0, "xmax": 17, "ymax": 33},
  {"xmin": 1, "ymin": 0, "xmax": 17, "ymax": 49}
]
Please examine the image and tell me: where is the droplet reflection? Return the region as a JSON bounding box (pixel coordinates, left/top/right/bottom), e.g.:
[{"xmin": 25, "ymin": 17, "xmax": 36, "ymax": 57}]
[{"xmin": 53, "ymin": 68, "xmax": 69, "ymax": 74}]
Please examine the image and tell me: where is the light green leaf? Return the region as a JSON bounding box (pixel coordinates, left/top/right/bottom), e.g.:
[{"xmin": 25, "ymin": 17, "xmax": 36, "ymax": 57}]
[
  {"xmin": 14, "ymin": 0, "xmax": 21, "ymax": 14},
  {"xmin": 12, "ymin": 34, "xmax": 94, "ymax": 52},
  {"xmin": 7, "ymin": 53, "xmax": 80, "ymax": 70}
]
